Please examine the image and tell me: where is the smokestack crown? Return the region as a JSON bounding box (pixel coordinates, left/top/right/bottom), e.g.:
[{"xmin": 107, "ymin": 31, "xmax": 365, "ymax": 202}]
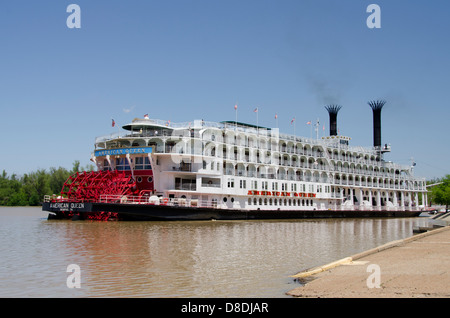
[
  {"xmin": 325, "ymin": 104, "xmax": 342, "ymax": 115},
  {"xmin": 368, "ymin": 100, "xmax": 386, "ymax": 112}
]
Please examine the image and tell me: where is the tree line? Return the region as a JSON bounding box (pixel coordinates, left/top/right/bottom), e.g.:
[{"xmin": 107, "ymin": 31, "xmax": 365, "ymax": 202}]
[{"xmin": 0, "ymin": 161, "xmax": 94, "ymax": 206}]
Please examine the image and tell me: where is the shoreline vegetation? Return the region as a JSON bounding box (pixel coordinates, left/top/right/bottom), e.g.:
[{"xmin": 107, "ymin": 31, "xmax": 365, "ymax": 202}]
[
  {"xmin": 0, "ymin": 161, "xmax": 94, "ymax": 206},
  {"xmin": 1, "ymin": 161, "xmax": 449, "ymax": 208}
]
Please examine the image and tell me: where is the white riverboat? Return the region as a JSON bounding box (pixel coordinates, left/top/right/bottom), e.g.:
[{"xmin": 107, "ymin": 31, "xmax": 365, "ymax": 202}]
[{"xmin": 43, "ymin": 101, "xmax": 427, "ymax": 220}]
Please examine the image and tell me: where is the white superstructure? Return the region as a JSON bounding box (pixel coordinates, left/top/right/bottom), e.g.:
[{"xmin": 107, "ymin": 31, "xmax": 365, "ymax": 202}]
[{"xmin": 92, "ymin": 117, "xmax": 427, "ymax": 212}]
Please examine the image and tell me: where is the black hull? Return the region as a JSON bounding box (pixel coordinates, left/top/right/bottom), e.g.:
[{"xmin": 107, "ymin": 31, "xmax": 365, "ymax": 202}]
[{"xmin": 42, "ymin": 202, "xmax": 423, "ymax": 221}]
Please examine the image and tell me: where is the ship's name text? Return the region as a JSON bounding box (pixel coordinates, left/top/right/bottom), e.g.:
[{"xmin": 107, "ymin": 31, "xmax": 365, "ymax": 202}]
[
  {"xmin": 247, "ymin": 191, "xmax": 316, "ymax": 198},
  {"xmin": 50, "ymin": 203, "xmax": 85, "ymax": 210}
]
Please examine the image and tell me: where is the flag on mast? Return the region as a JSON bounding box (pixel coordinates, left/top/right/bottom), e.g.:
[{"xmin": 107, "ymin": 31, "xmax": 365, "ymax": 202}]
[
  {"xmin": 291, "ymin": 117, "xmax": 295, "ymax": 124},
  {"xmin": 254, "ymin": 107, "xmax": 258, "ymax": 112},
  {"xmin": 306, "ymin": 121, "xmax": 311, "ymax": 125},
  {"xmin": 112, "ymin": 119, "xmax": 115, "ymax": 127}
]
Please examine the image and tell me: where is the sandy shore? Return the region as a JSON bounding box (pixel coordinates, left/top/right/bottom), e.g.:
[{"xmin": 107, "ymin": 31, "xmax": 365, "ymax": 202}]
[{"xmin": 287, "ymin": 226, "xmax": 450, "ymax": 298}]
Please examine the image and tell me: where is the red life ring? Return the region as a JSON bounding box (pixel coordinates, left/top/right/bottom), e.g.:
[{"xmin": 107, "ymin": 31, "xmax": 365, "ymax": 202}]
[{"xmin": 162, "ymin": 198, "xmax": 169, "ymax": 205}]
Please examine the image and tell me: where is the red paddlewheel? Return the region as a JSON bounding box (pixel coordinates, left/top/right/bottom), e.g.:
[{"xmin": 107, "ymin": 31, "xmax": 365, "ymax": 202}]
[
  {"xmin": 61, "ymin": 170, "xmax": 137, "ymax": 202},
  {"xmin": 86, "ymin": 212, "xmax": 119, "ymax": 221}
]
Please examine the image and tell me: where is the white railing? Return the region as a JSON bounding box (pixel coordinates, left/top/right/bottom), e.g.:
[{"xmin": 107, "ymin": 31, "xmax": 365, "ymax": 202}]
[{"xmin": 98, "ymin": 194, "xmax": 220, "ymax": 209}]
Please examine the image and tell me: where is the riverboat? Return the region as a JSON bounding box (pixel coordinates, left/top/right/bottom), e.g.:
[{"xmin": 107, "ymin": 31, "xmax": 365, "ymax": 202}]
[{"xmin": 42, "ymin": 101, "xmax": 427, "ymax": 220}]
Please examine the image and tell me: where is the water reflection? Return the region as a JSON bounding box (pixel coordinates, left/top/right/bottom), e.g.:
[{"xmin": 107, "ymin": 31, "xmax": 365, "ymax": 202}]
[{"xmin": 0, "ymin": 207, "xmax": 429, "ymax": 297}]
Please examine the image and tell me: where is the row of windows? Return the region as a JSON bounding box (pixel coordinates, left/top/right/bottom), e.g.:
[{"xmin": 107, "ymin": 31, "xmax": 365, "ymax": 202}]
[
  {"xmin": 222, "ymin": 196, "xmax": 315, "ymax": 207},
  {"xmin": 248, "ymin": 197, "xmax": 315, "ymax": 207},
  {"xmin": 103, "ymin": 157, "xmax": 152, "ymax": 171},
  {"xmin": 136, "ymin": 176, "xmax": 153, "ymax": 183},
  {"xmin": 226, "ymin": 178, "xmax": 331, "ymax": 193}
]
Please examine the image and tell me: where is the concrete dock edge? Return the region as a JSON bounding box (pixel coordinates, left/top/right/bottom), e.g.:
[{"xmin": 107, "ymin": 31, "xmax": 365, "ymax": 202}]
[
  {"xmin": 288, "ymin": 225, "xmax": 450, "ymax": 297},
  {"xmin": 291, "ymin": 226, "xmax": 450, "ymax": 279}
]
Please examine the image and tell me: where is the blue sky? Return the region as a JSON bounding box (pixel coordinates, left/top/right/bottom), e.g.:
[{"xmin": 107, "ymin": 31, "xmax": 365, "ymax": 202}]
[{"xmin": 0, "ymin": 0, "xmax": 448, "ymax": 180}]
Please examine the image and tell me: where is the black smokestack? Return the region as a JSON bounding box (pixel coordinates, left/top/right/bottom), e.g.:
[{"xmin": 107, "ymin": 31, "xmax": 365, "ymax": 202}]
[
  {"xmin": 325, "ymin": 104, "xmax": 342, "ymax": 136},
  {"xmin": 368, "ymin": 100, "xmax": 386, "ymax": 148}
]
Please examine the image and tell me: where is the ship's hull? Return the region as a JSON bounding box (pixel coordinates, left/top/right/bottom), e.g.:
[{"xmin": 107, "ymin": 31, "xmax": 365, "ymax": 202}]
[{"xmin": 42, "ymin": 202, "xmax": 422, "ymax": 221}]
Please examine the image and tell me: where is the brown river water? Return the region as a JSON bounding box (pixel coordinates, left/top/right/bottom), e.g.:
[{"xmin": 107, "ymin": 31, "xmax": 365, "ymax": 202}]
[{"xmin": 0, "ymin": 207, "xmax": 429, "ymax": 298}]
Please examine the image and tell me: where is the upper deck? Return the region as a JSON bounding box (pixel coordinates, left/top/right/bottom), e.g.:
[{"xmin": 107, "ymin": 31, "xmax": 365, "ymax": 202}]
[{"xmin": 94, "ymin": 118, "xmax": 411, "ymax": 174}]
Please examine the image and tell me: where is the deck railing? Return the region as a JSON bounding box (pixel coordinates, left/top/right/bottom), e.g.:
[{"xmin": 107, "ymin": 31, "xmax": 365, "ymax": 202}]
[{"xmin": 98, "ymin": 194, "xmax": 219, "ymax": 209}]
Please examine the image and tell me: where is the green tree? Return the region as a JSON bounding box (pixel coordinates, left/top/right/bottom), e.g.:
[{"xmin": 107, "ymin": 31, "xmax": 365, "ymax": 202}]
[
  {"xmin": 0, "ymin": 160, "xmax": 88, "ymax": 206},
  {"xmin": 430, "ymin": 175, "xmax": 450, "ymax": 211},
  {"xmin": 72, "ymin": 160, "xmax": 81, "ymax": 174},
  {"xmin": 48, "ymin": 166, "xmax": 71, "ymax": 195},
  {"xmin": 8, "ymin": 188, "xmax": 29, "ymax": 206},
  {"xmin": 21, "ymin": 169, "xmax": 51, "ymax": 206}
]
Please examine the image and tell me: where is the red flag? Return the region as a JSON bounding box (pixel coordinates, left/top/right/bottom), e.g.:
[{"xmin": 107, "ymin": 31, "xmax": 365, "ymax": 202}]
[
  {"xmin": 112, "ymin": 119, "xmax": 115, "ymax": 127},
  {"xmin": 275, "ymin": 113, "xmax": 278, "ymax": 119},
  {"xmin": 306, "ymin": 121, "xmax": 311, "ymax": 125},
  {"xmin": 234, "ymin": 104, "xmax": 238, "ymax": 110},
  {"xmin": 254, "ymin": 107, "xmax": 258, "ymax": 113},
  {"xmin": 291, "ymin": 117, "xmax": 295, "ymax": 124}
]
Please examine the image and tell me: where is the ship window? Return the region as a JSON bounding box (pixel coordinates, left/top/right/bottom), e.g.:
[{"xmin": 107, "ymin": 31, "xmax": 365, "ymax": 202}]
[
  {"xmin": 137, "ymin": 177, "xmax": 142, "ymax": 183},
  {"xmin": 135, "ymin": 157, "xmax": 151, "ymax": 170},
  {"xmin": 248, "ymin": 198, "xmax": 252, "ymax": 206},
  {"xmin": 264, "ymin": 198, "xmax": 267, "ymax": 205},
  {"xmin": 115, "ymin": 157, "xmax": 131, "ymax": 171},
  {"xmin": 147, "ymin": 177, "xmax": 153, "ymax": 183},
  {"xmin": 223, "ymin": 197, "xmax": 227, "ymax": 202},
  {"xmin": 253, "ymin": 198, "xmax": 257, "ymax": 205},
  {"xmin": 274, "ymin": 199, "xmax": 278, "ymax": 206},
  {"xmin": 135, "ymin": 157, "xmax": 144, "ymax": 169}
]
